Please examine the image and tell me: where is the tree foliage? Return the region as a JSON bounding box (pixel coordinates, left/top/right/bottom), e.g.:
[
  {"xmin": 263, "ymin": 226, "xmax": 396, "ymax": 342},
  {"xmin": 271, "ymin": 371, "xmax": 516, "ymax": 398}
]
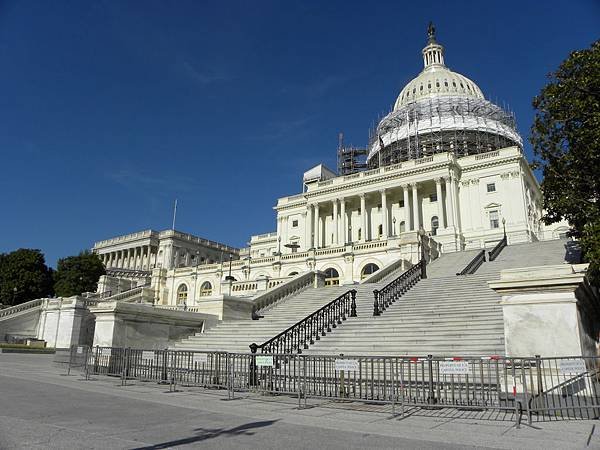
[
  {"xmin": 0, "ymin": 249, "xmax": 53, "ymax": 306},
  {"xmin": 531, "ymin": 39, "xmax": 600, "ymax": 284},
  {"xmin": 53, "ymin": 251, "xmax": 106, "ymax": 297}
]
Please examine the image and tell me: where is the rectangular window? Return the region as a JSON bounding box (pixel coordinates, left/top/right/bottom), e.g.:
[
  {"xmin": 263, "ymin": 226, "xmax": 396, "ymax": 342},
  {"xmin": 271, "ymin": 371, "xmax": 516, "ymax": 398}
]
[
  {"xmin": 399, "ymin": 200, "xmax": 405, "ymax": 208},
  {"xmin": 487, "ymin": 183, "xmax": 496, "ymax": 193},
  {"xmin": 292, "ymin": 220, "xmax": 298, "ymax": 227},
  {"xmin": 429, "ymin": 193, "xmax": 437, "ymax": 202},
  {"xmin": 490, "ymin": 210, "xmax": 500, "ymax": 229}
]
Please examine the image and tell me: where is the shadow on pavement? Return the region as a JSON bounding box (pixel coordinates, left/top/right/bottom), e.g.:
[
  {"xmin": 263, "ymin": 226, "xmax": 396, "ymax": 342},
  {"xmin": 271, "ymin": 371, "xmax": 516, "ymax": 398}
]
[{"xmin": 131, "ymin": 419, "xmax": 279, "ymax": 449}]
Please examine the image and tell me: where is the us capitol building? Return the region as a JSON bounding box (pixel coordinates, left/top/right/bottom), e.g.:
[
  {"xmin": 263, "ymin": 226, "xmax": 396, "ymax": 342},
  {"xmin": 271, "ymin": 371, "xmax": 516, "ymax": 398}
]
[{"xmin": 92, "ymin": 26, "xmax": 567, "ymax": 307}]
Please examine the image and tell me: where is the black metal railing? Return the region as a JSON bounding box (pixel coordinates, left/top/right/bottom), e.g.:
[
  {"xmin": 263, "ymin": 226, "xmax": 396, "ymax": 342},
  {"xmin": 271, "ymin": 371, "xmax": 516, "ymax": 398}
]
[
  {"xmin": 488, "ymin": 235, "xmax": 507, "ymax": 261},
  {"xmin": 373, "ymin": 262, "xmax": 422, "ymax": 316},
  {"xmin": 249, "ymin": 289, "xmax": 357, "ymax": 355},
  {"xmin": 456, "ymin": 249, "xmax": 486, "ymax": 276}
]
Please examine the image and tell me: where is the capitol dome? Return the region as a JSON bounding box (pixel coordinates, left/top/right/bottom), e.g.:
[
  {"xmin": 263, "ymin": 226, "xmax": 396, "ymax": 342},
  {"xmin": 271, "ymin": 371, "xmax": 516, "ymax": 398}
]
[{"xmin": 367, "ymin": 24, "xmax": 522, "ymax": 166}]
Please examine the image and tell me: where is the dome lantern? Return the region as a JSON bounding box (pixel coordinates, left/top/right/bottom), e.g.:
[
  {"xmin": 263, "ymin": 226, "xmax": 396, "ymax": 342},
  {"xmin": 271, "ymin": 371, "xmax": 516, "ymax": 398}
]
[{"xmin": 422, "ymin": 22, "xmax": 445, "ymax": 69}]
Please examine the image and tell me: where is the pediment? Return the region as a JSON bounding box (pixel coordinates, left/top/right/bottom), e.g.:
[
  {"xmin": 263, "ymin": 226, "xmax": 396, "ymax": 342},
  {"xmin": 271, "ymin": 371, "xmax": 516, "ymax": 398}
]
[{"xmin": 484, "ymin": 202, "xmax": 502, "ymax": 209}]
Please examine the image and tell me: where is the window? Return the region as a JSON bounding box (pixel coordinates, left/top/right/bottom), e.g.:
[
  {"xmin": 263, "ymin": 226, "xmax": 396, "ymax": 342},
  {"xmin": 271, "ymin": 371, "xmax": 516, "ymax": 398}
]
[
  {"xmin": 324, "ymin": 268, "xmax": 340, "ymax": 286},
  {"xmin": 399, "ymin": 221, "xmax": 406, "ymax": 233},
  {"xmin": 291, "ymin": 241, "xmax": 298, "ymax": 253},
  {"xmin": 431, "ymin": 216, "xmax": 439, "ymax": 236},
  {"xmin": 288, "ymin": 271, "xmax": 299, "ymax": 276},
  {"xmin": 490, "ymin": 210, "xmax": 500, "ymax": 229},
  {"xmin": 378, "ymin": 224, "xmax": 383, "ymax": 237},
  {"xmin": 292, "ymin": 220, "xmax": 298, "ymax": 227},
  {"xmin": 177, "ymin": 284, "xmax": 188, "ymax": 304},
  {"xmin": 487, "ymin": 183, "xmax": 496, "ymax": 193},
  {"xmin": 429, "ymin": 193, "xmax": 437, "ymax": 202},
  {"xmin": 399, "ymin": 200, "xmax": 405, "ymax": 208},
  {"xmin": 361, "ymin": 263, "xmax": 380, "ymax": 280},
  {"xmin": 199, "ymin": 281, "xmax": 212, "ymax": 297},
  {"xmin": 358, "ymin": 228, "xmax": 362, "ymax": 240}
]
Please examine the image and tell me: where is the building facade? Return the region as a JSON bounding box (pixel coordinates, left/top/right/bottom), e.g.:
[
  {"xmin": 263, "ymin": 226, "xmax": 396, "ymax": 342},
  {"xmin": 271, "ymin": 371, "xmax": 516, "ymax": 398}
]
[{"xmin": 94, "ymin": 27, "xmax": 568, "ymax": 307}]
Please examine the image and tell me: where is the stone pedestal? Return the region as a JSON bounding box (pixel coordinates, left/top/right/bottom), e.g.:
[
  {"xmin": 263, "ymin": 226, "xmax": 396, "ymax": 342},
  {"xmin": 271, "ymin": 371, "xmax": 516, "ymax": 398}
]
[
  {"xmin": 489, "ymin": 264, "xmax": 598, "ymax": 358},
  {"xmin": 89, "ymin": 301, "xmax": 217, "ymax": 349},
  {"xmin": 192, "ymin": 295, "xmax": 255, "ymax": 320},
  {"xmin": 38, "ymin": 297, "xmax": 94, "ymax": 349}
]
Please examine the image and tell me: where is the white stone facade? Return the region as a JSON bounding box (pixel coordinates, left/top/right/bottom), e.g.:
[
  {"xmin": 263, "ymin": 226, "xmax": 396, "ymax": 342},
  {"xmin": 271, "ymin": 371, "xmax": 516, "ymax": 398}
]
[{"xmin": 92, "ymin": 29, "xmax": 568, "ymax": 308}]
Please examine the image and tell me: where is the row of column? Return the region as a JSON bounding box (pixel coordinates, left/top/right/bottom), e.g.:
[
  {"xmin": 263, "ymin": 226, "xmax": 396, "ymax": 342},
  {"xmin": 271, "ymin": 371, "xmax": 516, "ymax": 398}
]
[
  {"xmin": 301, "ymin": 177, "xmax": 458, "ymax": 249},
  {"xmin": 101, "ymin": 245, "xmax": 155, "ymax": 271}
]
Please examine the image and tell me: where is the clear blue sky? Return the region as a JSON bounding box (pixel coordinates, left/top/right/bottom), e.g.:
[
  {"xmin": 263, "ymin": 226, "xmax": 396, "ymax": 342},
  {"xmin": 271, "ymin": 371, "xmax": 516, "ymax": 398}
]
[{"xmin": 0, "ymin": 1, "xmax": 598, "ymax": 267}]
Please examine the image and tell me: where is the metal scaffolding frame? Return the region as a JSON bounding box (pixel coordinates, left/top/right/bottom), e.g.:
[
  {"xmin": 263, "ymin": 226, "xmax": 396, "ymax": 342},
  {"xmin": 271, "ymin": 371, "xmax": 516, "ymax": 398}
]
[
  {"xmin": 337, "ymin": 132, "xmax": 368, "ymax": 176},
  {"xmin": 365, "ymin": 96, "xmax": 522, "ymax": 168}
]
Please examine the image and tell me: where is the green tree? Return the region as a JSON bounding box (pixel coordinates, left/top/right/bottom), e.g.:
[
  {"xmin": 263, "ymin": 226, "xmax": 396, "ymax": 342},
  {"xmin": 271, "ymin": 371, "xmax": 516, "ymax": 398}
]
[
  {"xmin": 0, "ymin": 249, "xmax": 53, "ymax": 306},
  {"xmin": 53, "ymin": 251, "xmax": 106, "ymax": 297},
  {"xmin": 531, "ymin": 39, "xmax": 600, "ymax": 284}
]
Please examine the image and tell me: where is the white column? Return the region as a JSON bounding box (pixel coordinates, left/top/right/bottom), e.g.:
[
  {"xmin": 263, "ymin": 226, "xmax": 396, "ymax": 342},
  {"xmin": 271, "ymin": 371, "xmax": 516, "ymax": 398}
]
[
  {"xmin": 276, "ymin": 217, "xmax": 282, "ymax": 242},
  {"xmin": 340, "ymin": 198, "xmax": 346, "ymax": 244},
  {"xmin": 314, "ymin": 203, "xmax": 320, "ymax": 248},
  {"xmin": 452, "ymin": 176, "xmax": 460, "ymax": 230},
  {"xmin": 445, "ymin": 177, "xmax": 455, "ymax": 228},
  {"xmin": 305, "ymin": 205, "xmax": 313, "ymax": 249},
  {"xmin": 360, "ymin": 194, "xmax": 367, "ymax": 242},
  {"xmin": 411, "ymin": 183, "xmax": 419, "ymax": 230},
  {"xmin": 435, "ymin": 178, "xmax": 445, "ymax": 229},
  {"xmin": 403, "ymin": 185, "xmax": 410, "ymax": 232},
  {"xmin": 381, "ymin": 189, "xmax": 388, "ymax": 238},
  {"xmin": 333, "ymin": 200, "xmax": 339, "ymax": 245},
  {"xmin": 281, "ymin": 216, "xmax": 288, "ymax": 245}
]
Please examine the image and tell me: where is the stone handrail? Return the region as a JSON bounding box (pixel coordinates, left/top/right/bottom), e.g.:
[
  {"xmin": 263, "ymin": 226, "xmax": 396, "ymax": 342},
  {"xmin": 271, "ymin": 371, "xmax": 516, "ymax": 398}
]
[
  {"xmin": 0, "ymin": 298, "xmax": 44, "ymax": 319},
  {"xmin": 154, "ymin": 304, "xmax": 204, "ymax": 313},
  {"xmin": 253, "ymin": 271, "xmax": 322, "ymax": 314},
  {"xmin": 102, "ymin": 283, "xmax": 151, "ymax": 303},
  {"xmin": 360, "ymin": 258, "xmax": 405, "ymax": 284}
]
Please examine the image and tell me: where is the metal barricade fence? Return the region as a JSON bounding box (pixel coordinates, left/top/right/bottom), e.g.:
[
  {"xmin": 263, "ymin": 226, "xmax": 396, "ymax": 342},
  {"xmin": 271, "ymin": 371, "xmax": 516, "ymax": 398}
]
[
  {"xmin": 169, "ymin": 350, "xmax": 228, "ymax": 389},
  {"xmin": 68, "ymin": 347, "xmax": 600, "ymax": 423},
  {"xmin": 67, "ymin": 345, "xmax": 91, "ymax": 376}
]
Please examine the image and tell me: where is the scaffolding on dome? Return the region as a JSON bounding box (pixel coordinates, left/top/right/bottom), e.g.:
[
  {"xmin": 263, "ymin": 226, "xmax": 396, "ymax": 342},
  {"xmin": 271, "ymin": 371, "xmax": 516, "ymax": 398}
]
[
  {"xmin": 337, "ymin": 132, "xmax": 368, "ymax": 176},
  {"xmin": 366, "ymin": 96, "xmax": 522, "ymax": 168}
]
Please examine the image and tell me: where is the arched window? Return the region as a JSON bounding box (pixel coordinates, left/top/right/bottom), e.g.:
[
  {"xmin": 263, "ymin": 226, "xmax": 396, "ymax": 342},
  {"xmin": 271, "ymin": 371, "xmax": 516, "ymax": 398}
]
[
  {"xmin": 361, "ymin": 263, "xmax": 380, "ymax": 280},
  {"xmin": 431, "ymin": 216, "xmax": 439, "ymax": 236},
  {"xmin": 358, "ymin": 228, "xmax": 362, "ymax": 240},
  {"xmin": 177, "ymin": 284, "xmax": 188, "ymax": 304},
  {"xmin": 399, "ymin": 221, "xmax": 406, "ymax": 233},
  {"xmin": 324, "ymin": 268, "xmax": 340, "ymax": 286},
  {"xmin": 199, "ymin": 281, "xmax": 212, "ymax": 297}
]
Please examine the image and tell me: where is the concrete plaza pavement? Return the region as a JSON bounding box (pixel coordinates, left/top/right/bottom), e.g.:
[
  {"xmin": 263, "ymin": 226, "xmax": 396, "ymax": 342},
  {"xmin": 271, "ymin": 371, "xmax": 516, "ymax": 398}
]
[{"xmin": 0, "ymin": 353, "xmax": 599, "ymax": 449}]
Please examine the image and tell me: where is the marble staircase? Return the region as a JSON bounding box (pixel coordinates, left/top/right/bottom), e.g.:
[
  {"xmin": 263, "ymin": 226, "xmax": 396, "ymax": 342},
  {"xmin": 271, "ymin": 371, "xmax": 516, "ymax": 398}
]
[{"xmin": 173, "ymin": 239, "xmax": 573, "ymax": 356}]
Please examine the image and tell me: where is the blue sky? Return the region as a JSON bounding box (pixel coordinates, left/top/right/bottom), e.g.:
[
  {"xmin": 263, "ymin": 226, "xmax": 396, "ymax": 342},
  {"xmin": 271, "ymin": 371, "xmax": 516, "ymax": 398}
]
[{"xmin": 0, "ymin": 0, "xmax": 598, "ymax": 267}]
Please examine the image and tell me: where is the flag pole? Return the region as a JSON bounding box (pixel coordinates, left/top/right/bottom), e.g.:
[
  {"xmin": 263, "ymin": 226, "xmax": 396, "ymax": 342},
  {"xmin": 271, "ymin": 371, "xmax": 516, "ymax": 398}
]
[{"xmin": 172, "ymin": 199, "xmax": 178, "ymax": 230}]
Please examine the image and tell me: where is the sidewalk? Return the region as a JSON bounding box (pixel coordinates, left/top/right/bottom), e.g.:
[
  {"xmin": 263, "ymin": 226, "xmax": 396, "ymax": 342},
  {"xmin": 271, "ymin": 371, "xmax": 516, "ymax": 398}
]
[{"xmin": 0, "ymin": 353, "xmax": 598, "ymax": 449}]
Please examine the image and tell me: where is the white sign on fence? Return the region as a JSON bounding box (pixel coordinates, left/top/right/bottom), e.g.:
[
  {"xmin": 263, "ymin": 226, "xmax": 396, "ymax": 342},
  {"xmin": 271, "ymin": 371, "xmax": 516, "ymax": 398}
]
[
  {"xmin": 334, "ymin": 359, "xmax": 359, "ymax": 372},
  {"xmin": 256, "ymin": 355, "xmax": 274, "ymax": 367},
  {"xmin": 76, "ymin": 346, "xmax": 84, "ymax": 354},
  {"xmin": 559, "ymin": 359, "xmax": 587, "ymax": 374},
  {"xmin": 439, "ymin": 361, "xmax": 470, "ymax": 375},
  {"xmin": 141, "ymin": 351, "xmax": 154, "ymax": 361},
  {"xmin": 193, "ymin": 353, "xmax": 209, "ymax": 365}
]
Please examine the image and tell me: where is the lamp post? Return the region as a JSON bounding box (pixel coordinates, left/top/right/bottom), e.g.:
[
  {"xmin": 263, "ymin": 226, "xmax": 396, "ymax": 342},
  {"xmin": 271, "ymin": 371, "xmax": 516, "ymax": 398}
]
[
  {"xmin": 277, "ymin": 236, "xmax": 281, "ymax": 255},
  {"xmin": 225, "ymin": 255, "xmax": 235, "ymax": 296},
  {"xmin": 348, "ymin": 226, "xmax": 352, "ymax": 245},
  {"xmin": 502, "ymin": 217, "xmax": 506, "ymax": 240},
  {"xmin": 392, "ymin": 217, "xmax": 397, "ymax": 236},
  {"xmin": 13, "ymin": 286, "xmax": 17, "ymax": 306},
  {"xmin": 418, "ymin": 226, "xmax": 427, "ymax": 279}
]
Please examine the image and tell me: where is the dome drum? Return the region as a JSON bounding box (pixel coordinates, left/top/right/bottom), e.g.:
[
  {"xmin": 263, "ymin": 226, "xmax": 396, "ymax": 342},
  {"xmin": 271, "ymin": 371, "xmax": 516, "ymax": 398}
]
[{"xmin": 367, "ymin": 96, "xmax": 522, "ymax": 165}]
